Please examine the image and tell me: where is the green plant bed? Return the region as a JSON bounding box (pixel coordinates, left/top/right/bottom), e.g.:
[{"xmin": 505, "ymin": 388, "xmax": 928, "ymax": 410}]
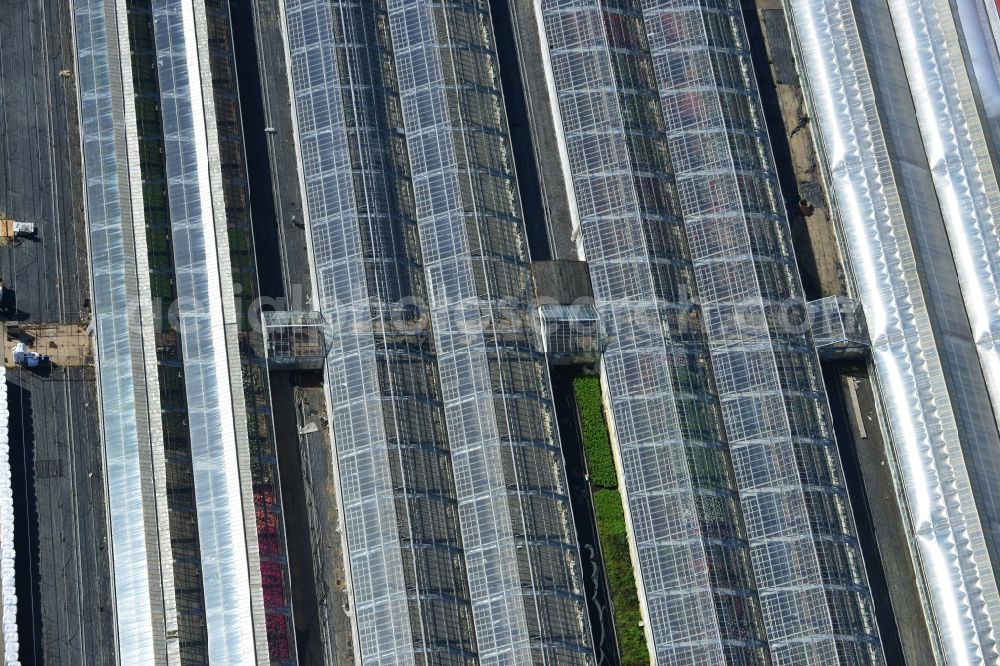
[
  {"xmin": 593, "ymin": 488, "xmax": 648, "ymax": 665},
  {"xmin": 574, "ymin": 376, "xmax": 649, "ymax": 664},
  {"xmin": 573, "ymin": 376, "xmax": 618, "ymax": 490}
]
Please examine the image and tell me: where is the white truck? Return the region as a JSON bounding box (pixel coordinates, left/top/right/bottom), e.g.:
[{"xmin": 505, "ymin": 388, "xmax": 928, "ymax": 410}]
[{"xmin": 11, "ymin": 342, "xmax": 48, "ymax": 368}]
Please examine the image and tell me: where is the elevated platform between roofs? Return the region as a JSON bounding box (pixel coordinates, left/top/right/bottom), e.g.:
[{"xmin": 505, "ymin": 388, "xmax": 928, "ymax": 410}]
[
  {"xmin": 262, "ymin": 311, "xmax": 327, "ymax": 371},
  {"xmin": 809, "ymin": 296, "xmax": 868, "ymax": 360}
]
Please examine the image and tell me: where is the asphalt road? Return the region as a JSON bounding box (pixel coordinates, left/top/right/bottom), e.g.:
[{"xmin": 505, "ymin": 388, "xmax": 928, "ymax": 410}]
[
  {"xmin": 8, "ymin": 366, "xmax": 114, "ymax": 665},
  {"xmin": 272, "ymin": 377, "xmax": 353, "ymax": 664},
  {"xmin": 0, "ymin": 0, "xmax": 114, "ymax": 663},
  {"xmin": 235, "ymin": 0, "xmax": 310, "ymax": 307},
  {"xmin": 0, "ymin": 0, "xmax": 86, "ymax": 323},
  {"xmin": 826, "ymin": 364, "xmax": 928, "ymax": 664}
]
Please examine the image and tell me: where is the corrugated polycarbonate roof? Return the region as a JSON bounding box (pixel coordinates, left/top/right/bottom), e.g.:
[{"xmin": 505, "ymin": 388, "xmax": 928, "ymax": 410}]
[
  {"xmin": 887, "ymin": 0, "xmax": 1000, "ymax": 471},
  {"xmin": 151, "ymin": 0, "xmax": 264, "ymax": 661},
  {"xmin": 785, "ymin": 0, "xmax": 1000, "ymax": 662},
  {"xmin": 72, "ymin": 1, "xmax": 166, "ymax": 662}
]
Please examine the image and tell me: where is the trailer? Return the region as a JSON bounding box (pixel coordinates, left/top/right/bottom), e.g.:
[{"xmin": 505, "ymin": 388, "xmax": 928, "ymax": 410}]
[{"xmin": 0, "ymin": 218, "xmax": 34, "ymax": 242}]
